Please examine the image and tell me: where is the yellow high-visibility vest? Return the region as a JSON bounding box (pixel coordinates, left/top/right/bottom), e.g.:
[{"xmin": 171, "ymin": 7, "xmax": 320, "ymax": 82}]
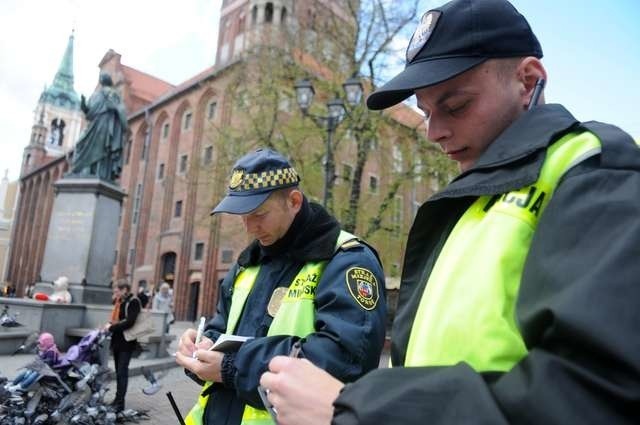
[
  {"xmin": 405, "ymin": 132, "xmax": 601, "ymax": 372},
  {"xmin": 185, "ymin": 231, "xmax": 357, "ymax": 425}
]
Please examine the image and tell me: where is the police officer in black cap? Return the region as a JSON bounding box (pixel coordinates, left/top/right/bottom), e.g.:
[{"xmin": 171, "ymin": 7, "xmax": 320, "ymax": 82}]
[
  {"xmin": 260, "ymin": 1, "xmax": 640, "ymax": 424},
  {"xmin": 176, "ymin": 148, "xmax": 386, "ymax": 425}
]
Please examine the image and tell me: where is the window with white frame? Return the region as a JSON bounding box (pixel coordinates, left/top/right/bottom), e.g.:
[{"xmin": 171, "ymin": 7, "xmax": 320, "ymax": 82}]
[
  {"xmin": 203, "ymin": 146, "xmax": 213, "ymax": 165},
  {"xmin": 194, "ymin": 242, "xmax": 204, "ymax": 261},
  {"xmin": 414, "ymin": 156, "xmax": 423, "ymax": 181},
  {"xmin": 208, "ymin": 102, "xmax": 217, "ymax": 120},
  {"xmin": 179, "ymin": 154, "xmax": 188, "ymax": 174},
  {"xmin": 132, "ymin": 183, "xmax": 142, "ymax": 224},
  {"xmin": 222, "ymin": 249, "xmax": 234, "ymax": 263},
  {"xmin": 183, "ymin": 111, "xmax": 193, "ymax": 131},
  {"xmin": 392, "ymin": 145, "xmax": 403, "ymax": 173}
]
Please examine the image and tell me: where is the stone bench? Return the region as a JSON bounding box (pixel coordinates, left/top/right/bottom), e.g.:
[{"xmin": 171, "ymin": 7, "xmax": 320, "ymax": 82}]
[
  {"xmin": 0, "ymin": 329, "xmax": 34, "ymax": 355},
  {"xmin": 139, "ymin": 334, "xmax": 176, "ymax": 358}
]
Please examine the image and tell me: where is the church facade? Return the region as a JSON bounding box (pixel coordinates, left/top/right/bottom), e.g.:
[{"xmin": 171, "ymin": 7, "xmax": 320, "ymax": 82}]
[{"xmin": 7, "ymin": 0, "xmax": 451, "ymax": 320}]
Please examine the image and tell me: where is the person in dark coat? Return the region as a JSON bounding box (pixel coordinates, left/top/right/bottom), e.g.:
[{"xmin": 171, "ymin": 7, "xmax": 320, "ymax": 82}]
[
  {"xmin": 259, "ymin": 1, "xmax": 640, "ymax": 424},
  {"xmin": 105, "ymin": 281, "xmax": 140, "ymax": 412},
  {"xmin": 175, "ymin": 148, "xmax": 387, "ymax": 425}
]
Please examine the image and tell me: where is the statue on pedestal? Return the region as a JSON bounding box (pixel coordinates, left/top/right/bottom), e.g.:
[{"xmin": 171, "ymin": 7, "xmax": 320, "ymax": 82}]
[{"xmin": 70, "ymin": 72, "xmax": 127, "ymax": 182}]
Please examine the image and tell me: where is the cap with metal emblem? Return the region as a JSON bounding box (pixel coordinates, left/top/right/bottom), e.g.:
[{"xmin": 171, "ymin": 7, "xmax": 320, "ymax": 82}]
[
  {"xmin": 211, "ymin": 148, "xmax": 300, "ymax": 215},
  {"xmin": 367, "ymin": 0, "xmax": 543, "ymax": 110}
]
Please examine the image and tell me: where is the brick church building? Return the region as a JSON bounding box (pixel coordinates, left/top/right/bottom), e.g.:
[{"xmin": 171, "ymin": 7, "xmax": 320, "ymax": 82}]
[{"xmin": 7, "ymin": 0, "xmax": 451, "ymax": 320}]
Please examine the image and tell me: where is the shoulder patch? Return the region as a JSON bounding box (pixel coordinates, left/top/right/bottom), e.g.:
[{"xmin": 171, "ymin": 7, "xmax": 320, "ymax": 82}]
[{"xmin": 345, "ymin": 267, "xmax": 380, "ymax": 310}]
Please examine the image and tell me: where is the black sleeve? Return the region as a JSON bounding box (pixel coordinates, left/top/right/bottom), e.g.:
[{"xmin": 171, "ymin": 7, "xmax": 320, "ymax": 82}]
[
  {"xmin": 334, "ymin": 163, "xmax": 640, "ymax": 424},
  {"xmin": 234, "ymin": 246, "xmax": 387, "ymax": 408}
]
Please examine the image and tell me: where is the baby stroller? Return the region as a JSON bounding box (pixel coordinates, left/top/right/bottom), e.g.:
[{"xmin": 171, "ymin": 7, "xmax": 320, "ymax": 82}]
[{"xmin": 0, "ymin": 329, "xmax": 144, "ymax": 424}]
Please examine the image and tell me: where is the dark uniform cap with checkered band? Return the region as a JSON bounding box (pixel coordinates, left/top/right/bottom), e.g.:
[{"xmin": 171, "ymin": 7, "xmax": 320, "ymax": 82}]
[
  {"xmin": 211, "ymin": 148, "xmax": 301, "ymax": 215},
  {"xmin": 366, "ymin": 0, "xmax": 543, "ymax": 110}
]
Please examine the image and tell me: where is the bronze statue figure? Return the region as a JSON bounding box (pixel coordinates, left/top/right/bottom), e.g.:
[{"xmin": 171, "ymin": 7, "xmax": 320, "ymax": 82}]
[{"xmin": 71, "ymin": 72, "xmax": 127, "ymax": 182}]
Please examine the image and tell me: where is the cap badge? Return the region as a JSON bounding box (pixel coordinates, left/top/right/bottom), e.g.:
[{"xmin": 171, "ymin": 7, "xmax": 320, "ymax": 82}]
[
  {"xmin": 406, "ymin": 10, "xmax": 441, "ymax": 63},
  {"xmin": 229, "ymin": 169, "xmax": 244, "ymax": 190}
]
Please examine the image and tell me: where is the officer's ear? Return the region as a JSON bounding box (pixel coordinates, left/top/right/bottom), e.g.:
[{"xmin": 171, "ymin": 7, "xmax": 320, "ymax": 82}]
[
  {"xmin": 287, "ymin": 189, "xmax": 303, "ymax": 213},
  {"xmin": 516, "ymin": 57, "xmax": 547, "ymax": 108}
]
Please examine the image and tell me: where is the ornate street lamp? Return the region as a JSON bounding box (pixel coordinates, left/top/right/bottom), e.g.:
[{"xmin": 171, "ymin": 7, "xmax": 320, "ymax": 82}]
[
  {"xmin": 294, "ymin": 77, "xmax": 363, "ymax": 207},
  {"xmin": 293, "ymin": 79, "xmax": 315, "ymax": 113},
  {"xmin": 342, "ymin": 77, "xmax": 364, "ymax": 106}
]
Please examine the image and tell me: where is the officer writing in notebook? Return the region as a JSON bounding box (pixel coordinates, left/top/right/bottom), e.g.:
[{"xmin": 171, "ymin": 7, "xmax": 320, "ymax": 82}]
[
  {"xmin": 259, "ymin": 1, "xmax": 640, "ymax": 424},
  {"xmin": 176, "ymin": 148, "xmax": 386, "ymax": 425}
]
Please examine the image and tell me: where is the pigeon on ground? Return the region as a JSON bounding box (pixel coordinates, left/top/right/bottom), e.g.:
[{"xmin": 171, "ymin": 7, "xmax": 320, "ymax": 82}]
[{"xmin": 12, "ymin": 332, "xmax": 40, "ymax": 355}]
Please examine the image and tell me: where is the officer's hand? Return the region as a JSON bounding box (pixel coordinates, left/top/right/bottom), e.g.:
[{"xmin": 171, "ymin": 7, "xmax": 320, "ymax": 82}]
[
  {"xmin": 260, "ymin": 357, "xmax": 344, "ymax": 425},
  {"xmin": 175, "ymin": 347, "xmax": 223, "ymax": 383},
  {"xmin": 177, "ymin": 329, "xmax": 212, "ymax": 357}
]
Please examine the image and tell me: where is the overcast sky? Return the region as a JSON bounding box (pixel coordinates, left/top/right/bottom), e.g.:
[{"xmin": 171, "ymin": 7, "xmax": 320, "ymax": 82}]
[
  {"xmin": 0, "ymin": 0, "xmax": 221, "ymax": 181},
  {"xmin": 0, "ymin": 0, "xmax": 638, "ymax": 182}
]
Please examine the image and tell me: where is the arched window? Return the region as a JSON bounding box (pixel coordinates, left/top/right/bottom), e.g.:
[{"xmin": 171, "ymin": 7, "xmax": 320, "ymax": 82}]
[
  {"xmin": 265, "ymin": 3, "xmax": 274, "ymax": 23},
  {"xmin": 49, "ymin": 118, "xmax": 65, "ymax": 146},
  {"xmin": 281, "ymin": 7, "xmax": 287, "ymax": 25},
  {"xmin": 161, "ymin": 252, "xmax": 177, "ymax": 287},
  {"xmin": 183, "ymin": 110, "xmax": 193, "ymax": 131}
]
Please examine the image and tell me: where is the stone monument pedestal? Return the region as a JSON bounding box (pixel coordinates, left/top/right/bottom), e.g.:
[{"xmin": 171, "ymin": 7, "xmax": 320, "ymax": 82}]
[{"xmin": 35, "ymin": 178, "xmax": 126, "ymax": 304}]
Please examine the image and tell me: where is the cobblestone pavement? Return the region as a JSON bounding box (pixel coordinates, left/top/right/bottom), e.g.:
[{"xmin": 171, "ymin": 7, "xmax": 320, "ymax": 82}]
[{"xmin": 106, "ymin": 366, "xmax": 200, "ymax": 424}]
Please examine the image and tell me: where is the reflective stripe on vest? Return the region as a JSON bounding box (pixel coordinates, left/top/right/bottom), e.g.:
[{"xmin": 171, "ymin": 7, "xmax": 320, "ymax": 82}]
[
  {"xmin": 405, "ymin": 132, "xmax": 602, "ymax": 372},
  {"xmin": 185, "ymin": 230, "xmax": 357, "ymax": 425}
]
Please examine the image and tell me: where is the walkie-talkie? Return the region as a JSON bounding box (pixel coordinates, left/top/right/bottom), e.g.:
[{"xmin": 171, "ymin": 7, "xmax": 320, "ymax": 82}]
[{"xmin": 528, "ymin": 78, "xmax": 546, "ymax": 110}]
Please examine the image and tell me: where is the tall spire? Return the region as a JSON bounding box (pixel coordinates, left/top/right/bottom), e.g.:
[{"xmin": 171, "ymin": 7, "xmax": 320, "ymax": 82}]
[
  {"xmin": 39, "ymin": 30, "xmax": 80, "ymax": 110},
  {"xmin": 52, "ymin": 30, "xmax": 75, "ymax": 93}
]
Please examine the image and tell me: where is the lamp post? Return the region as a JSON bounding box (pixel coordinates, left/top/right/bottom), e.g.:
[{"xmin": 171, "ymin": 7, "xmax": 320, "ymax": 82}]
[{"xmin": 294, "ymin": 77, "xmax": 363, "ymax": 207}]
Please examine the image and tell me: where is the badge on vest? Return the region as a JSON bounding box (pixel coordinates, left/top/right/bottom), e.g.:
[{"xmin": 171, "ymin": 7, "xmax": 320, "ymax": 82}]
[
  {"xmin": 267, "ymin": 287, "xmax": 287, "ymax": 317},
  {"xmin": 345, "ymin": 267, "xmax": 379, "ymax": 310}
]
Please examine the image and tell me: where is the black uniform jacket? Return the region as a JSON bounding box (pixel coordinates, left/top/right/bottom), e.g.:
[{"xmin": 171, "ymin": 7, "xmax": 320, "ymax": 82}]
[
  {"xmin": 333, "ymin": 105, "xmax": 640, "ymax": 424},
  {"xmin": 198, "ymin": 199, "xmax": 387, "ymax": 425}
]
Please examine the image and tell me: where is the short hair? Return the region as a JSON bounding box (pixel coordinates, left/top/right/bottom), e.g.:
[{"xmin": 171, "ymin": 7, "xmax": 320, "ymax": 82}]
[
  {"xmin": 491, "ymin": 57, "xmax": 525, "ymax": 83},
  {"xmin": 269, "ymin": 186, "xmax": 300, "ymax": 206},
  {"xmin": 117, "ymin": 281, "xmax": 131, "ymax": 292}
]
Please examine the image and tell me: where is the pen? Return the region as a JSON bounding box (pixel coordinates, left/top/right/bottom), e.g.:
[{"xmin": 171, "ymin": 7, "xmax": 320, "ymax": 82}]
[
  {"xmin": 195, "ymin": 316, "xmax": 206, "ymax": 345},
  {"xmin": 193, "ymin": 316, "xmax": 206, "ymax": 358}
]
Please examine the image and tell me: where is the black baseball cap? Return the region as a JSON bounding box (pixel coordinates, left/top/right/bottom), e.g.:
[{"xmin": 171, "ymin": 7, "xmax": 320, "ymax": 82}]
[
  {"xmin": 211, "ymin": 148, "xmax": 300, "ymax": 215},
  {"xmin": 367, "ymin": 0, "xmax": 543, "ymax": 110}
]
